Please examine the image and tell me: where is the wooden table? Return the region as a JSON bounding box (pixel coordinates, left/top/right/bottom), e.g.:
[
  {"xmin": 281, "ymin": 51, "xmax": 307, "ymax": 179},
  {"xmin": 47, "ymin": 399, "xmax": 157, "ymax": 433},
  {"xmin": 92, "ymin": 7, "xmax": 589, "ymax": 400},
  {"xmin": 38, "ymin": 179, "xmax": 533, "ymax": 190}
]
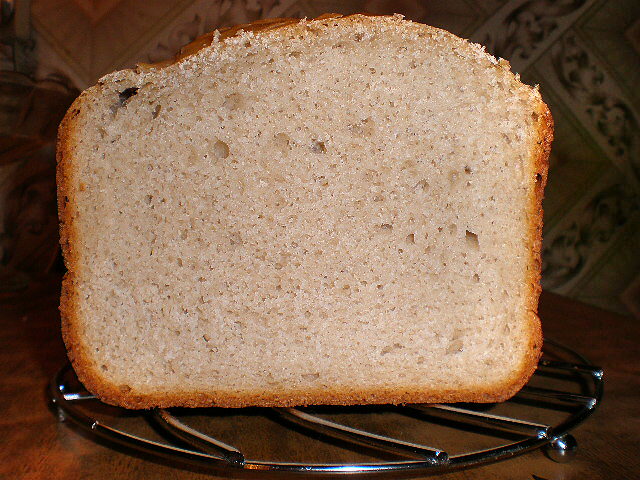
[{"xmin": 2, "ymin": 275, "xmax": 638, "ymax": 479}]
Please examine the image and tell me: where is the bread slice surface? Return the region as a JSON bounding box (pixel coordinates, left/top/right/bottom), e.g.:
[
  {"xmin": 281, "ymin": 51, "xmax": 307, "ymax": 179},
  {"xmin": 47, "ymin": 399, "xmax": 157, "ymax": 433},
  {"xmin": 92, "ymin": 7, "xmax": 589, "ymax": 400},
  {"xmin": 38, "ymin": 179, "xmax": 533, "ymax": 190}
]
[{"xmin": 58, "ymin": 14, "xmax": 552, "ymax": 409}]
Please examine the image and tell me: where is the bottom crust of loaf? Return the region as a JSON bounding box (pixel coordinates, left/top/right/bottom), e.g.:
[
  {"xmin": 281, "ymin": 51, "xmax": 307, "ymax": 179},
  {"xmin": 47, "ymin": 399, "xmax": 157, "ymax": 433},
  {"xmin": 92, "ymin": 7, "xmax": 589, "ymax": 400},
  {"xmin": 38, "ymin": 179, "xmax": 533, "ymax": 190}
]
[
  {"xmin": 64, "ymin": 359, "xmax": 542, "ymax": 409},
  {"xmin": 62, "ymin": 274, "xmax": 542, "ymax": 409}
]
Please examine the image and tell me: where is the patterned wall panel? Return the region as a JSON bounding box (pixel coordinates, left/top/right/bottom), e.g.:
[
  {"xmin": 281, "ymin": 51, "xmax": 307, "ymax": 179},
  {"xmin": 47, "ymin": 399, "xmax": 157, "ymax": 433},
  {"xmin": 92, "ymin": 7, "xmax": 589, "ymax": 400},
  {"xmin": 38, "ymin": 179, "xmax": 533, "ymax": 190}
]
[{"xmin": 1, "ymin": 0, "xmax": 638, "ymax": 318}]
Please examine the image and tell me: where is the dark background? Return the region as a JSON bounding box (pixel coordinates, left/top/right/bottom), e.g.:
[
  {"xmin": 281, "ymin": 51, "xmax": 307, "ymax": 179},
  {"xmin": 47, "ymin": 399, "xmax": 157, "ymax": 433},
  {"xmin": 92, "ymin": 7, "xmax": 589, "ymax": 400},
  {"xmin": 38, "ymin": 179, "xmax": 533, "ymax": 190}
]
[{"xmin": 1, "ymin": 0, "xmax": 639, "ymax": 317}]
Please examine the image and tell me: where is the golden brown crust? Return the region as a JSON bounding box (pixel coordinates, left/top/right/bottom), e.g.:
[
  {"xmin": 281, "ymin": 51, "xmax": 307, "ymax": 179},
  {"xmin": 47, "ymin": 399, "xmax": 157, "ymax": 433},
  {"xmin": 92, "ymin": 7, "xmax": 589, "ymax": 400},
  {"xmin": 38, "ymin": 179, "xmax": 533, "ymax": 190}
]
[
  {"xmin": 86, "ymin": 381, "xmax": 529, "ymax": 410},
  {"xmin": 493, "ymin": 94, "xmax": 554, "ymax": 408},
  {"xmin": 58, "ymin": 13, "xmax": 553, "ymax": 409},
  {"xmin": 57, "ymin": 93, "xmax": 103, "ymax": 405},
  {"xmin": 516, "ymin": 97, "xmax": 553, "ymax": 393},
  {"xmin": 57, "ymin": 97, "xmax": 86, "ymax": 398}
]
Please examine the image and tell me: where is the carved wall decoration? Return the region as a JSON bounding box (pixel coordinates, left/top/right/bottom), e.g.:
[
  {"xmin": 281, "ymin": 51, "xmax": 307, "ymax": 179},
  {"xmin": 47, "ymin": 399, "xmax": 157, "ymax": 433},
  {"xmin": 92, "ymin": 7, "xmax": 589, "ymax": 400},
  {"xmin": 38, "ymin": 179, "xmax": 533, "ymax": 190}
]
[
  {"xmin": 0, "ymin": 72, "xmax": 78, "ymax": 290},
  {"xmin": 550, "ymin": 33, "xmax": 639, "ymax": 185},
  {"xmin": 542, "ymin": 182, "xmax": 639, "ymax": 290},
  {"xmin": 472, "ymin": 0, "xmax": 594, "ymax": 72},
  {"xmin": 487, "ymin": 0, "xmax": 586, "ymax": 61}
]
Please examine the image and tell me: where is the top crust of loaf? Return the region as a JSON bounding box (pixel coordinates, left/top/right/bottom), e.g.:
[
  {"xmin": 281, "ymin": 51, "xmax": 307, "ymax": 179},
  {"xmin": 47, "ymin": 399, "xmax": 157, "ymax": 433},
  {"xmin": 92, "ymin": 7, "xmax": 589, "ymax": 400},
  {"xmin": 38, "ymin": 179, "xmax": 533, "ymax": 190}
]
[{"xmin": 57, "ymin": 14, "xmax": 552, "ymax": 409}]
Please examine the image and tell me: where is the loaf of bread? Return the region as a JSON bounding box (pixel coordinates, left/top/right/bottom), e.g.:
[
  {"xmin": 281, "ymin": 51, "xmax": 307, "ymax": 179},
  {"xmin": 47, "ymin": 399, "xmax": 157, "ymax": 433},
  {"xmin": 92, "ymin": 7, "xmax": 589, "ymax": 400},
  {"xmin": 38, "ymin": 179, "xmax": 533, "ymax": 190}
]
[{"xmin": 57, "ymin": 14, "xmax": 552, "ymax": 409}]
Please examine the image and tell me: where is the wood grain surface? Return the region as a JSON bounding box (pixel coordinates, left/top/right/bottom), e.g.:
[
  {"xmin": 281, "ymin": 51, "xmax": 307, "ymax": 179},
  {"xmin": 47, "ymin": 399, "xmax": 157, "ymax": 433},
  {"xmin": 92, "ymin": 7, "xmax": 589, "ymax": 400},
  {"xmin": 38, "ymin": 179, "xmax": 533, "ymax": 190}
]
[{"xmin": 1, "ymin": 277, "xmax": 638, "ymax": 480}]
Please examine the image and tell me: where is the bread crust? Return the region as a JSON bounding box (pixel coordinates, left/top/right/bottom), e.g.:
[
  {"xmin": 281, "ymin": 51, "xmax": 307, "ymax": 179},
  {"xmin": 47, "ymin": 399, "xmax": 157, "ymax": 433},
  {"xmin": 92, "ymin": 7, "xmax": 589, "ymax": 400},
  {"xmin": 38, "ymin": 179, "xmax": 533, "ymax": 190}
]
[
  {"xmin": 57, "ymin": 92, "xmax": 103, "ymax": 407},
  {"xmin": 517, "ymin": 98, "xmax": 553, "ymax": 396},
  {"xmin": 57, "ymin": 14, "xmax": 552, "ymax": 409}
]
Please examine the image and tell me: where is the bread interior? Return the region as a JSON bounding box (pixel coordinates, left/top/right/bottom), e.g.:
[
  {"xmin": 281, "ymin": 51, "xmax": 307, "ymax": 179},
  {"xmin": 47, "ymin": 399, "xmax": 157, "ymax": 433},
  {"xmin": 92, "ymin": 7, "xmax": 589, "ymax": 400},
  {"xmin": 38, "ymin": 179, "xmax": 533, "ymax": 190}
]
[{"xmin": 67, "ymin": 19, "xmax": 542, "ymax": 399}]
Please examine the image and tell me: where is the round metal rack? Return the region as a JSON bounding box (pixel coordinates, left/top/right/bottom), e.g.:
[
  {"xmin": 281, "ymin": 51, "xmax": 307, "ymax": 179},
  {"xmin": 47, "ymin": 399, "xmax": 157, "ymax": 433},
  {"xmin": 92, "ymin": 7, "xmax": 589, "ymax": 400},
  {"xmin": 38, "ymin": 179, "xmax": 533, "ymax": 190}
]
[{"xmin": 49, "ymin": 339, "xmax": 603, "ymax": 477}]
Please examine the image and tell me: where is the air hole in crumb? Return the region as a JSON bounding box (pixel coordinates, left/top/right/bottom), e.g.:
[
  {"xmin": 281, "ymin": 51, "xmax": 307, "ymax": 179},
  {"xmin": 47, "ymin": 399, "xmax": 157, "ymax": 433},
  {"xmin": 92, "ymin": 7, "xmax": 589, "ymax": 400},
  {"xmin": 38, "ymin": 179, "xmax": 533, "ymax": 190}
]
[
  {"xmin": 145, "ymin": 194, "xmax": 153, "ymax": 204},
  {"xmin": 274, "ymin": 132, "xmax": 291, "ymax": 151},
  {"xmin": 119, "ymin": 384, "xmax": 132, "ymax": 393},
  {"xmin": 464, "ymin": 166, "xmax": 472, "ymax": 174},
  {"xmin": 288, "ymin": 51, "xmax": 302, "ymax": 58},
  {"xmin": 203, "ymin": 334, "xmax": 210, "ymax": 342},
  {"xmin": 381, "ymin": 343, "xmax": 404, "ymax": 355},
  {"xmin": 446, "ymin": 339, "xmax": 464, "ymax": 354},
  {"xmin": 118, "ymin": 87, "xmax": 138, "ymax": 105},
  {"xmin": 223, "ymin": 93, "xmax": 245, "ymax": 110},
  {"xmin": 465, "ymin": 230, "xmax": 479, "ymax": 249},
  {"xmin": 311, "ymin": 140, "xmax": 326, "ymax": 153},
  {"xmin": 415, "ymin": 179, "xmax": 429, "ymax": 192},
  {"xmin": 354, "ymin": 32, "xmax": 364, "ymax": 41},
  {"xmin": 101, "ymin": 364, "xmax": 108, "ymax": 371},
  {"xmin": 302, "ymin": 372, "xmax": 320, "ymax": 380},
  {"xmin": 229, "ymin": 232, "xmax": 242, "ymax": 245},
  {"xmin": 349, "ymin": 117, "xmax": 375, "ymax": 137},
  {"xmin": 535, "ymin": 173, "xmax": 542, "ymax": 183},
  {"xmin": 379, "ymin": 223, "xmax": 393, "ymax": 232},
  {"xmin": 531, "ymin": 112, "xmax": 539, "ymax": 121},
  {"xmin": 373, "ymin": 194, "xmax": 385, "ymax": 202},
  {"xmin": 213, "ymin": 140, "xmax": 230, "ymax": 159},
  {"xmin": 152, "ymin": 104, "xmax": 162, "ymax": 119},
  {"xmin": 406, "ymin": 233, "xmax": 415, "ymax": 244},
  {"xmin": 473, "ymin": 273, "xmax": 480, "ymax": 282}
]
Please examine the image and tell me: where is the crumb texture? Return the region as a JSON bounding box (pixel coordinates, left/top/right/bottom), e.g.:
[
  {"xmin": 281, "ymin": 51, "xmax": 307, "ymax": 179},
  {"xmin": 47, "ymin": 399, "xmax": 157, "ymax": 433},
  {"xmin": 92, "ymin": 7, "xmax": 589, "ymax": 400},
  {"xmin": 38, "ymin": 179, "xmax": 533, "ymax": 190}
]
[{"xmin": 59, "ymin": 15, "xmax": 548, "ymax": 408}]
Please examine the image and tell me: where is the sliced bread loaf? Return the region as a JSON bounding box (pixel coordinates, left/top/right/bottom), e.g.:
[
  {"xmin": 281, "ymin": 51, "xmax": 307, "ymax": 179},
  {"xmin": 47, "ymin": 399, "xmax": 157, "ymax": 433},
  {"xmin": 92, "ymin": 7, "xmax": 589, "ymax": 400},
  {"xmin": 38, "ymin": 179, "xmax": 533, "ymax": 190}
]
[{"xmin": 57, "ymin": 14, "xmax": 552, "ymax": 409}]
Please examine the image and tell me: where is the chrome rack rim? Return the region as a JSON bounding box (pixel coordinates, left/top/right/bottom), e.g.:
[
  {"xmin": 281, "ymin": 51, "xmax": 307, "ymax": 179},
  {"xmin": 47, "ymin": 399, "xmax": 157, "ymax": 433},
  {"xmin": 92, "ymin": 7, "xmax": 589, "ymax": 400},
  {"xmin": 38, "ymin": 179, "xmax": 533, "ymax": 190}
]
[{"xmin": 49, "ymin": 341, "xmax": 603, "ymax": 476}]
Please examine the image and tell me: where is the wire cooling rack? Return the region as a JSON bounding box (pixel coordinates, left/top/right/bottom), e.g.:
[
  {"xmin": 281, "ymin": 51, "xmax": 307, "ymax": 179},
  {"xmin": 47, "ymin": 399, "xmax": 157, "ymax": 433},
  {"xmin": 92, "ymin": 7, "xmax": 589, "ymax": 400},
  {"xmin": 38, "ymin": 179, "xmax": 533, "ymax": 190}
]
[{"xmin": 49, "ymin": 339, "xmax": 603, "ymax": 477}]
